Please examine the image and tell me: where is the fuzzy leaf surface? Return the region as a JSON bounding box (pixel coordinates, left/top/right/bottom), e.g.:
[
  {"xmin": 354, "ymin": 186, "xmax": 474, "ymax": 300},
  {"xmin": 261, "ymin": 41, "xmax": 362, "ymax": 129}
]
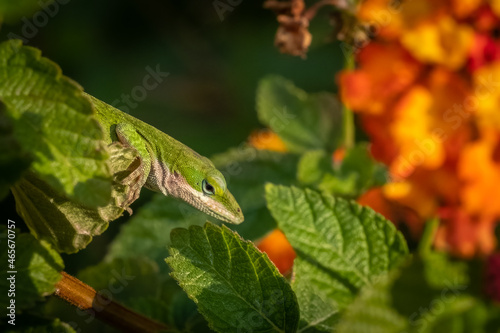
[
  {"xmin": 0, "ymin": 230, "xmax": 63, "ymax": 310},
  {"xmin": 266, "ymin": 184, "xmax": 409, "ymax": 311},
  {"xmin": 0, "ymin": 40, "xmax": 112, "ymax": 208},
  {"xmin": 167, "ymin": 223, "xmax": 299, "ymax": 333}
]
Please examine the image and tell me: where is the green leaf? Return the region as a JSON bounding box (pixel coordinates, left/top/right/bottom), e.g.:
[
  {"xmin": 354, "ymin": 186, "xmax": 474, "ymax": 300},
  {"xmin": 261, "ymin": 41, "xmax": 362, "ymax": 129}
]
[
  {"xmin": 124, "ymin": 297, "xmax": 171, "ymax": 327},
  {"xmin": 78, "ymin": 257, "xmax": 161, "ymax": 303},
  {"xmin": 166, "ymin": 223, "xmax": 300, "ymax": 333},
  {"xmin": 0, "ymin": 230, "xmax": 64, "ymax": 311},
  {"xmin": 104, "ymin": 194, "xmax": 214, "ymax": 330},
  {"xmin": 296, "ymin": 150, "xmax": 331, "ymax": 185},
  {"xmin": 8, "ymin": 99, "xmax": 139, "ymax": 253},
  {"xmin": 11, "ymin": 171, "xmax": 115, "ymax": 253},
  {"xmin": 336, "ymin": 273, "xmax": 408, "ymax": 333},
  {"xmin": 9, "ymin": 100, "xmax": 140, "ymax": 253},
  {"xmin": 106, "ymin": 194, "xmax": 208, "ymax": 272},
  {"xmin": 44, "ymin": 256, "xmax": 207, "ymax": 331},
  {"xmin": 297, "ymin": 144, "xmax": 387, "ymax": 198},
  {"xmin": 257, "ymin": 75, "xmax": 342, "ymax": 153},
  {"xmin": 164, "ymin": 287, "xmax": 211, "ymax": 332},
  {"xmin": 322, "ymin": 143, "xmax": 387, "ymax": 197},
  {"xmin": 78, "ymin": 257, "xmax": 174, "ymax": 328},
  {"xmin": 212, "ymin": 147, "xmax": 299, "ymax": 240},
  {"xmin": 338, "ymin": 286, "xmax": 488, "ymax": 333},
  {"xmin": 417, "ymin": 296, "xmax": 488, "ymax": 333},
  {"xmin": 0, "ymin": 101, "xmax": 32, "ymax": 199},
  {"xmin": 293, "ymin": 275, "xmax": 340, "ymax": 333},
  {"xmin": 337, "ymin": 253, "xmax": 494, "ymax": 333},
  {"xmin": 390, "ymin": 253, "xmax": 469, "ymax": 318},
  {"xmin": 0, "ymin": 40, "xmax": 112, "ymax": 208},
  {"xmin": 1, "ymin": 315, "xmax": 76, "ymax": 333},
  {"xmin": 265, "ymin": 184, "xmax": 408, "ymax": 310},
  {"xmin": 316, "ymin": 173, "xmax": 358, "ymax": 197},
  {"xmin": 126, "ymin": 292, "xmax": 211, "ymax": 332}
]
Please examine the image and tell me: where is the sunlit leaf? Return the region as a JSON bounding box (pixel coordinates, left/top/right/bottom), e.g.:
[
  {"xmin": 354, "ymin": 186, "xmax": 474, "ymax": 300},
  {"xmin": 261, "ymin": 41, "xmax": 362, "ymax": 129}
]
[
  {"xmin": 0, "ymin": 229, "xmax": 63, "ymax": 311},
  {"xmin": 11, "ymin": 171, "xmax": 122, "ymax": 253},
  {"xmin": 0, "ymin": 39, "xmax": 112, "ymax": 208},
  {"xmin": 266, "ymin": 184, "xmax": 408, "ymax": 311},
  {"xmin": 167, "ymin": 223, "xmax": 299, "ymax": 333},
  {"xmin": 293, "ymin": 276, "xmax": 340, "ymax": 333}
]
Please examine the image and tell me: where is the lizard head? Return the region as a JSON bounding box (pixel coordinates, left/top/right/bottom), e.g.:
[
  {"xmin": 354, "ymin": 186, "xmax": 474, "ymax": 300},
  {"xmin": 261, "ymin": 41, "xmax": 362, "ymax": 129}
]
[{"xmin": 169, "ymin": 155, "xmax": 244, "ymax": 224}]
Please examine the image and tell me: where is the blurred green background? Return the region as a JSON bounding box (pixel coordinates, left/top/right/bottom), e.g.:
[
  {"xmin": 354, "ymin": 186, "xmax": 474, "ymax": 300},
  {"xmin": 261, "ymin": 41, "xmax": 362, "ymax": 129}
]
[{"xmin": 1, "ymin": 0, "xmax": 344, "ymax": 272}]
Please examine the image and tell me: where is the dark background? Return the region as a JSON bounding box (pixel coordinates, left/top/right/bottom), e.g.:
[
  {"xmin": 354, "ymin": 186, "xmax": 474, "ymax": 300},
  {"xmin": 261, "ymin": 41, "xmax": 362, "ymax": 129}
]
[{"xmin": 1, "ymin": 0, "xmax": 344, "ymax": 271}]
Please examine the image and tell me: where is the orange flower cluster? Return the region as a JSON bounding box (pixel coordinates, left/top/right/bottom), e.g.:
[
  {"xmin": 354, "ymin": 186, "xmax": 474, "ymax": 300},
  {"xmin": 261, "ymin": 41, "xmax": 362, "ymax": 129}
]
[
  {"xmin": 340, "ymin": 0, "xmax": 500, "ymax": 257},
  {"xmin": 248, "ymin": 129, "xmax": 288, "ymax": 152},
  {"xmin": 257, "ymin": 229, "xmax": 296, "ymax": 274}
]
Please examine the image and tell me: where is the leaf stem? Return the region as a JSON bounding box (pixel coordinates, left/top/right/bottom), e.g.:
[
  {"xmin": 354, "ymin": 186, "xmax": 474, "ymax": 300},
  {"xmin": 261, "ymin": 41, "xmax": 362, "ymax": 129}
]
[
  {"xmin": 342, "ymin": 54, "xmax": 355, "ymax": 149},
  {"xmin": 418, "ymin": 218, "xmax": 439, "ymax": 256},
  {"xmin": 55, "ymin": 271, "xmax": 168, "ymax": 333}
]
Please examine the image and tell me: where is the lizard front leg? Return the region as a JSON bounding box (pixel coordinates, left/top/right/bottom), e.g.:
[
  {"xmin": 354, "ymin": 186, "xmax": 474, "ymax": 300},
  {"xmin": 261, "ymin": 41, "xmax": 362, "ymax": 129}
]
[{"xmin": 114, "ymin": 123, "xmax": 152, "ymax": 209}]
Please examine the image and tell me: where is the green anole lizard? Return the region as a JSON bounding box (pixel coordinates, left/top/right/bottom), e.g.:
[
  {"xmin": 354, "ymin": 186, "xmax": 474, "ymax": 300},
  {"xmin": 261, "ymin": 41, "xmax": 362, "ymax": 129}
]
[{"xmin": 88, "ymin": 94, "xmax": 244, "ymax": 224}]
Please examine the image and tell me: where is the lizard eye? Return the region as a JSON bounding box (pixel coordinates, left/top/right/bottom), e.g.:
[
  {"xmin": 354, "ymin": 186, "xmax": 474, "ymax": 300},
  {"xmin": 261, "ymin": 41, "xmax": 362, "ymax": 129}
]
[{"xmin": 202, "ymin": 179, "xmax": 215, "ymax": 195}]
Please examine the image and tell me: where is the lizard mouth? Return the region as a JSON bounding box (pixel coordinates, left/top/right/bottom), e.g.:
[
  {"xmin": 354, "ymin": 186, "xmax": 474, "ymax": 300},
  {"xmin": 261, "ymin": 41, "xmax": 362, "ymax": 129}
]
[
  {"xmin": 172, "ymin": 180, "xmax": 244, "ymax": 224},
  {"xmin": 193, "ymin": 193, "xmax": 244, "ymax": 224},
  {"xmin": 160, "ymin": 168, "xmax": 244, "ymax": 224}
]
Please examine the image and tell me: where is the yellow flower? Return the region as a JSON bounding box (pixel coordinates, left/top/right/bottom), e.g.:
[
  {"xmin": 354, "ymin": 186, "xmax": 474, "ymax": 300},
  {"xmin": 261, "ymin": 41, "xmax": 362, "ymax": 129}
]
[
  {"xmin": 389, "ymin": 85, "xmax": 445, "ymax": 178},
  {"xmin": 459, "ymin": 128, "xmax": 500, "ymax": 217},
  {"xmin": 358, "ymin": 0, "xmax": 445, "ymax": 39},
  {"xmin": 401, "ymin": 15, "xmax": 474, "ymax": 69},
  {"xmin": 473, "ymin": 62, "xmax": 500, "ymax": 130},
  {"xmin": 490, "ymin": 0, "xmax": 500, "ymax": 17},
  {"xmin": 340, "ymin": 0, "xmax": 500, "ymax": 256},
  {"xmin": 357, "ymin": 0, "xmax": 404, "ymax": 39},
  {"xmin": 451, "ymin": 0, "xmax": 483, "ymax": 18},
  {"xmin": 383, "ymin": 180, "xmax": 437, "ymax": 219}
]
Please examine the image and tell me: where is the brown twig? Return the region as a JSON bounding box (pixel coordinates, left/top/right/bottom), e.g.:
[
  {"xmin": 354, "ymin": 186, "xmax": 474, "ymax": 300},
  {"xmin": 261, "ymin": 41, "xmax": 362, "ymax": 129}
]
[{"xmin": 55, "ymin": 271, "xmax": 168, "ymax": 333}]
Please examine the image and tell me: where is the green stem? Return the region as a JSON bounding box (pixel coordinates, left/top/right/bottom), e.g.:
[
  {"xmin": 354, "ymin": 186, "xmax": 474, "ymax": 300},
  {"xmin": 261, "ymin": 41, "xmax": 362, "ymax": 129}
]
[
  {"xmin": 342, "ymin": 54, "xmax": 355, "ymax": 149},
  {"xmin": 418, "ymin": 218, "xmax": 439, "ymax": 256}
]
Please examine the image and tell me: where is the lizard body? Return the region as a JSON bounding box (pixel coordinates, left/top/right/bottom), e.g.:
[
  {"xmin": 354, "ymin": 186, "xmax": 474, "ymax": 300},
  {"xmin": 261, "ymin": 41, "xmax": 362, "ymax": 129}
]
[{"xmin": 88, "ymin": 94, "xmax": 243, "ymax": 224}]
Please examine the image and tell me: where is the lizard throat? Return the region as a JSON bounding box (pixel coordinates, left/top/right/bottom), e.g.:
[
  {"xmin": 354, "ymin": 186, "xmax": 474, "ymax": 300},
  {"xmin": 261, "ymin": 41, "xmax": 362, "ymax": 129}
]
[{"xmin": 148, "ymin": 160, "xmax": 241, "ymax": 224}]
